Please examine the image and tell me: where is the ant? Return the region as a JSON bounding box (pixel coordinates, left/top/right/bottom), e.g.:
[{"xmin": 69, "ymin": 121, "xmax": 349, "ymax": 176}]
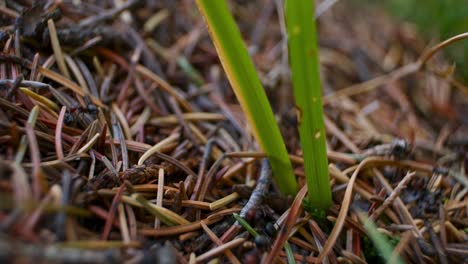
[
  {"xmin": 362, "ymin": 138, "xmax": 412, "ymax": 159},
  {"xmin": 64, "ymin": 103, "xmax": 98, "ymax": 125}
]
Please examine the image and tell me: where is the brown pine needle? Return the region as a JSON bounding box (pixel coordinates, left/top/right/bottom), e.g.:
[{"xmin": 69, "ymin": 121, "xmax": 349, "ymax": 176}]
[
  {"xmin": 370, "ymin": 171, "xmax": 416, "ymax": 220},
  {"xmin": 195, "ymin": 238, "xmax": 244, "ymax": 263},
  {"xmin": 47, "ymin": 19, "xmax": 70, "ymax": 79},
  {"xmin": 200, "ymin": 222, "xmax": 241, "ymax": 264},
  {"xmin": 155, "ymin": 168, "xmax": 164, "ymax": 228}
]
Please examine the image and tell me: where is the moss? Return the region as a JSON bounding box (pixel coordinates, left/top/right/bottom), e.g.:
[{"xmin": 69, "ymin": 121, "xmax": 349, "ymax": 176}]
[{"xmin": 304, "ymin": 202, "xmax": 330, "ymax": 232}]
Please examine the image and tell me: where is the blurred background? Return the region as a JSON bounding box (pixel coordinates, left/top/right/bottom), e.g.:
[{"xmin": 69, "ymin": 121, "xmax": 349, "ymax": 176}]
[{"xmin": 364, "ymin": 0, "xmax": 468, "ymax": 79}]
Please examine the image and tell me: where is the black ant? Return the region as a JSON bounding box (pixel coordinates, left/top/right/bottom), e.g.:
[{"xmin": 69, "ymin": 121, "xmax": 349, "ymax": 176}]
[
  {"xmin": 64, "ymin": 103, "xmax": 98, "ymax": 125},
  {"xmin": 362, "ymin": 138, "xmax": 412, "ymax": 159}
]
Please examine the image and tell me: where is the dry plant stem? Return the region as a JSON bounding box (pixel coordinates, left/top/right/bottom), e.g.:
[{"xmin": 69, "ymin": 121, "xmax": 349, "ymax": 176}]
[
  {"xmin": 239, "ymin": 159, "xmax": 271, "ymax": 218},
  {"xmin": 288, "ymin": 235, "xmax": 316, "ymax": 252},
  {"xmin": 208, "ymin": 192, "xmax": 239, "ymax": 211},
  {"xmin": 23, "ymin": 192, "xmax": 54, "ymax": 235},
  {"xmin": 135, "ymin": 195, "xmax": 190, "ymax": 226},
  {"xmin": 55, "ymin": 106, "xmax": 66, "ymax": 160},
  {"xmin": 195, "ymin": 238, "xmax": 245, "ymax": 263},
  {"xmin": 47, "ymin": 19, "xmax": 70, "ymax": 79},
  {"xmin": 112, "ymin": 104, "xmax": 132, "ymax": 140},
  {"xmin": 324, "ymin": 116, "xmax": 360, "ymax": 153},
  {"xmin": 373, "ymin": 170, "xmax": 423, "ymax": 237},
  {"xmin": 102, "ymin": 185, "xmax": 125, "ymax": 240},
  {"xmin": 59, "ymin": 173, "xmax": 73, "ymax": 241},
  {"xmin": 192, "ymin": 139, "xmax": 215, "ymax": 201},
  {"xmin": 150, "ymin": 112, "xmax": 224, "ymax": 125},
  {"xmin": 309, "ymin": 219, "xmax": 337, "ymax": 263},
  {"xmin": 118, "ymin": 204, "xmax": 130, "ymax": 243},
  {"xmin": 264, "ymin": 185, "xmax": 308, "ymax": 263},
  {"xmin": 328, "ymin": 164, "xmax": 373, "ymax": 200},
  {"xmin": 117, "ymin": 47, "xmax": 141, "ymax": 105},
  {"xmin": 19, "ymin": 88, "xmax": 59, "ymax": 110},
  {"xmin": 137, "ymin": 133, "xmax": 179, "ymax": 165},
  {"xmin": 389, "ymin": 231, "xmax": 412, "ymax": 264},
  {"xmin": 155, "ymin": 168, "xmax": 164, "ymax": 228},
  {"xmin": 134, "ymin": 77, "xmax": 161, "ymax": 115},
  {"xmin": 419, "ymin": 32, "xmax": 468, "ymax": 64},
  {"xmin": 110, "ymin": 113, "xmax": 129, "ymax": 171},
  {"xmin": 0, "ymin": 239, "xmax": 121, "ymax": 263},
  {"xmin": 370, "ymin": 171, "xmax": 416, "ymax": 220},
  {"xmin": 196, "ymin": 154, "xmax": 224, "ymax": 205},
  {"xmin": 64, "ymin": 55, "xmax": 91, "ymax": 95},
  {"xmin": 78, "ymin": 0, "xmax": 136, "ymax": 26},
  {"xmin": 136, "ymin": 65, "xmax": 192, "ymax": 111},
  {"xmin": 341, "ymin": 250, "xmax": 366, "ymax": 264},
  {"xmin": 125, "ymin": 204, "xmax": 137, "ymax": 240},
  {"xmin": 25, "ymin": 122, "xmax": 42, "ymax": 199},
  {"xmin": 439, "ymin": 206, "xmax": 447, "ymax": 247},
  {"xmin": 427, "ymin": 223, "xmax": 449, "ymax": 264},
  {"xmin": 77, "ymin": 133, "xmax": 100, "ymax": 154},
  {"xmin": 55, "ymin": 240, "xmax": 140, "ymax": 249},
  {"xmin": 37, "ymin": 67, "xmax": 104, "ymax": 108},
  {"xmin": 168, "ymin": 97, "xmax": 197, "ymax": 144},
  {"xmin": 140, "ymin": 209, "xmax": 235, "ymax": 237},
  {"xmin": 15, "ymin": 105, "xmax": 39, "ymax": 164},
  {"xmin": 200, "ymin": 222, "xmax": 241, "ymax": 264}
]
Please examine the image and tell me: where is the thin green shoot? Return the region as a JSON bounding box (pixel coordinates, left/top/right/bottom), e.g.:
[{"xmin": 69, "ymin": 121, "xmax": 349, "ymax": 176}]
[
  {"xmin": 284, "ymin": 241, "xmax": 297, "ymax": 264},
  {"xmin": 285, "ymin": 0, "xmax": 332, "ymax": 209},
  {"xmin": 232, "ymin": 213, "xmax": 259, "ymax": 238},
  {"xmin": 358, "ymin": 212, "xmax": 404, "ymax": 264},
  {"xmin": 195, "ymin": 0, "xmax": 297, "ymax": 195}
]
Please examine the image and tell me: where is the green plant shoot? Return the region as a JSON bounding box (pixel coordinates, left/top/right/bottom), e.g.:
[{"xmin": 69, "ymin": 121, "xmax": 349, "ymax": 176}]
[
  {"xmin": 285, "ymin": 0, "xmax": 332, "ymax": 209},
  {"xmin": 195, "ymin": 0, "xmax": 297, "ymax": 195},
  {"xmin": 358, "ymin": 213, "xmax": 404, "ymax": 264}
]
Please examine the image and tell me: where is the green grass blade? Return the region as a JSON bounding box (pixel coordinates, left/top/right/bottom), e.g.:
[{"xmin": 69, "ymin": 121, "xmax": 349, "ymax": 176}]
[
  {"xmin": 284, "ymin": 242, "xmax": 297, "ymax": 264},
  {"xmin": 358, "ymin": 213, "xmax": 404, "ymax": 264},
  {"xmin": 195, "ymin": 0, "xmax": 297, "ymax": 194},
  {"xmin": 233, "ymin": 213, "xmax": 259, "ymax": 238},
  {"xmin": 285, "ymin": 0, "xmax": 331, "ymax": 209}
]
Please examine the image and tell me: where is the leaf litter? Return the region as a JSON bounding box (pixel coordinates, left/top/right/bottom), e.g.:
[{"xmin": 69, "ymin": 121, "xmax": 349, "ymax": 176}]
[{"xmin": 0, "ymin": 1, "xmax": 467, "ymax": 263}]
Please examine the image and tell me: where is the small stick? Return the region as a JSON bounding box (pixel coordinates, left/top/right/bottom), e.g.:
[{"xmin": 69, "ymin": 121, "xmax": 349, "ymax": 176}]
[
  {"xmin": 370, "ymin": 171, "xmax": 416, "ymax": 220},
  {"xmin": 200, "ymin": 222, "xmax": 241, "ymax": 264},
  {"xmin": 239, "ymin": 159, "xmax": 271, "ymax": 219},
  {"xmin": 195, "ymin": 238, "xmax": 245, "ymax": 263}
]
